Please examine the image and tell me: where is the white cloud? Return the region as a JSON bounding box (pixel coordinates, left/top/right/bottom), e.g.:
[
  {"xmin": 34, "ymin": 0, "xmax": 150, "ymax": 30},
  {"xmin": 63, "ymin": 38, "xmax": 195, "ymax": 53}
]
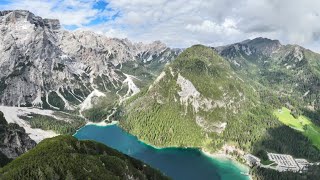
[
  {"xmin": 103, "ymin": 28, "xmax": 127, "ymax": 39},
  {"xmin": 186, "ymin": 19, "xmax": 240, "ymax": 35},
  {"xmin": 1, "ymin": 0, "xmax": 320, "ymax": 52},
  {"xmin": 107, "ymin": 0, "xmax": 320, "ymax": 51}
]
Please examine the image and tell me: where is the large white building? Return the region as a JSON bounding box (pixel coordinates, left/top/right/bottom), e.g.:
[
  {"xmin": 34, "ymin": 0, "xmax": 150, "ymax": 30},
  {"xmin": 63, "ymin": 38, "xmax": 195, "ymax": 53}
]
[
  {"xmin": 295, "ymin": 159, "xmax": 309, "ymax": 171},
  {"xmin": 267, "ymin": 153, "xmax": 301, "ymax": 172}
]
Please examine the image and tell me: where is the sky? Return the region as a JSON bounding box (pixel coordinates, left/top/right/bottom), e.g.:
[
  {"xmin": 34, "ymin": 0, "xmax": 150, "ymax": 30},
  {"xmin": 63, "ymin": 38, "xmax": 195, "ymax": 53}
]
[{"xmin": 0, "ymin": 0, "xmax": 320, "ymax": 52}]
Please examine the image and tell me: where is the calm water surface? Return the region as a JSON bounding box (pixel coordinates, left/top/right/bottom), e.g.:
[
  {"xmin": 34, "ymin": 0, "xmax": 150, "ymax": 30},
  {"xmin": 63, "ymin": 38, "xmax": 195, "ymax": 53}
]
[{"xmin": 74, "ymin": 124, "xmax": 249, "ymax": 180}]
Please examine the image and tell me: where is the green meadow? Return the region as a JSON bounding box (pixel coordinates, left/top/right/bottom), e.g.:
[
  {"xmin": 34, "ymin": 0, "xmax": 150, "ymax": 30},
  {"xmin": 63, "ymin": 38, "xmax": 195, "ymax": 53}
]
[{"xmin": 274, "ymin": 107, "xmax": 320, "ymax": 149}]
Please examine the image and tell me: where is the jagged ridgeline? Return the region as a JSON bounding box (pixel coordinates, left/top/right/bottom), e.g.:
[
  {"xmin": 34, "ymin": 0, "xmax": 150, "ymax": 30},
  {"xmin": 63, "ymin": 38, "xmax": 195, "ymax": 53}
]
[
  {"xmin": 0, "ymin": 135, "xmax": 169, "ymax": 180},
  {"xmin": 0, "ymin": 10, "xmax": 180, "ymax": 112},
  {"xmin": 120, "ymin": 45, "xmax": 267, "ymax": 150},
  {"xmin": 0, "ymin": 10, "xmax": 182, "ymax": 143}
]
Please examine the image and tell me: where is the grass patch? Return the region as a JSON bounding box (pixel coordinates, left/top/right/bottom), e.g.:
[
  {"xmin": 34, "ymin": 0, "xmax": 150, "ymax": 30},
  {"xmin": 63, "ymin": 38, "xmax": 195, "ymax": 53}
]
[{"xmin": 274, "ymin": 107, "xmax": 320, "ymax": 149}]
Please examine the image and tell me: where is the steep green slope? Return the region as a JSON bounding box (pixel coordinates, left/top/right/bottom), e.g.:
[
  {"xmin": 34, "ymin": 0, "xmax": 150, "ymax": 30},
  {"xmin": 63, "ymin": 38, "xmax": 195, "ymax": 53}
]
[
  {"xmin": 216, "ymin": 38, "xmax": 320, "ymax": 157},
  {"xmin": 120, "ymin": 45, "xmax": 271, "ymax": 152},
  {"xmin": 118, "ymin": 45, "xmax": 320, "ymax": 164},
  {"xmin": 217, "ymin": 38, "xmax": 320, "ymax": 118},
  {"xmin": 0, "ymin": 135, "xmax": 169, "ymax": 180}
]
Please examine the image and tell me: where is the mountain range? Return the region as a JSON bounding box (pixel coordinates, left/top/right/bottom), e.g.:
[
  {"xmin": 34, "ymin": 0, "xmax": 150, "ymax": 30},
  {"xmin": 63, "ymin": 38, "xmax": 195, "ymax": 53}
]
[
  {"xmin": 0, "ymin": 10, "xmax": 320, "ymax": 180},
  {"xmin": 120, "ymin": 43, "xmax": 320, "ymax": 160},
  {"xmin": 0, "ymin": 10, "xmax": 180, "ymax": 109},
  {"xmin": 0, "ymin": 10, "xmax": 180, "ymax": 141}
]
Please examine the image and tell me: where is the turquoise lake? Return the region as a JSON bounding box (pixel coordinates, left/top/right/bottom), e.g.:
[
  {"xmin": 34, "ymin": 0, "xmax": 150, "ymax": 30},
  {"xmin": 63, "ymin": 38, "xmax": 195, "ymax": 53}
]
[{"xmin": 74, "ymin": 124, "xmax": 249, "ymax": 180}]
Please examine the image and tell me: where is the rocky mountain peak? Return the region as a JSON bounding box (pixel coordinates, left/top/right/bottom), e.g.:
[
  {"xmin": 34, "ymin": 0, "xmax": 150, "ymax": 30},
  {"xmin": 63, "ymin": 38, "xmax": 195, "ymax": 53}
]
[
  {"xmin": 215, "ymin": 37, "xmax": 283, "ymax": 61},
  {"xmin": 243, "ymin": 37, "xmax": 282, "ymax": 55},
  {"xmin": 249, "ymin": 37, "xmax": 281, "ymax": 44},
  {"xmin": 0, "ymin": 10, "xmax": 34, "ymax": 19},
  {"xmin": 0, "ymin": 10, "xmax": 180, "ymax": 109},
  {"xmin": 0, "ymin": 10, "xmax": 61, "ymax": 31}
]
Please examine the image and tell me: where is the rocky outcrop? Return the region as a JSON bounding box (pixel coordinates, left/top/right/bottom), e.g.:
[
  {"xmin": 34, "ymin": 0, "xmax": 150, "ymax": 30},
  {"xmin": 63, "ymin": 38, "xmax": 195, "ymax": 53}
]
[
  {"xmin": 0, "ymin": 111, "xmax": 36, "ymax": 166},
  {"xmin": 0, "ymin": 10, "xmax": 181, "ymax": 109}
]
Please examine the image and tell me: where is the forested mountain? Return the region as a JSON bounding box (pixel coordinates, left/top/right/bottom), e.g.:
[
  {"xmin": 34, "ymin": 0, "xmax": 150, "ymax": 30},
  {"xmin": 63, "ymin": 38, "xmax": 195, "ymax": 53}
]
[
  {"xmin": 120, "ymin": 45, "xmax": 259, "ymax": 150},
  {"xmin": 216, "ymin": 37, "xmax": 320, "ymax": 116},
  {"xmin": 119, "ymin": 44, "xmax": 320, "ymax": 164},
  {"xmin": 0, "ymin": 135, "xmax": 169, "ymax": 180}
]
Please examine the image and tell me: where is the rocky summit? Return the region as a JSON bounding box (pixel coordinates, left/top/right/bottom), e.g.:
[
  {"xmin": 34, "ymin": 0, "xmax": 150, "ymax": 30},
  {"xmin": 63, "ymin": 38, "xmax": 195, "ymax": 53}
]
[{"xmin": 0, "ymin": 10, "xmax": 180, "ymax": 110}]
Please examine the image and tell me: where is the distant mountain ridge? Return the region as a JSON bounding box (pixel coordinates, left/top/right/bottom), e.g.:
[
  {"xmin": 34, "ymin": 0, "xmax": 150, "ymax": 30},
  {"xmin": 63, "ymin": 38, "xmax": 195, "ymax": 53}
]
[
  {"xmin": 215, "ymin": 37, "xmax": 320, "ymax": 112},
  {"xmin": 216, "ymin": 37, "xmax": 282, "ymax": 57}
]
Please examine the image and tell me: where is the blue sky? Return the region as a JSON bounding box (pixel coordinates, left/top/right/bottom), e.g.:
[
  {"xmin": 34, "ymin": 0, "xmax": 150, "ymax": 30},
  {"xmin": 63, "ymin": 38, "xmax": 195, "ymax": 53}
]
[
  {"xmin": 0, "ymin": 0, "xmax": 11, "ymax": 5},
  {"xmin": 0, "ymin": 0, "xmax": 320, "ymax": 52},
  {"xmin": 0, "ymin": 0, "xmax": 119, "ymax": 30},
  {"xmin": 83, "ymin": 1, "xmax": 120, "ymax": 27}
]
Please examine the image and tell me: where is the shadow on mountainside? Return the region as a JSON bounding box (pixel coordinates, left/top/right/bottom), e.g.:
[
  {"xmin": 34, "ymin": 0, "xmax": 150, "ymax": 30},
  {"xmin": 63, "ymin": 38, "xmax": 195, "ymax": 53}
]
[
  {"xmin": 250, "ymin": 125, "xmax": 320, "ymax": 179},
  {"xmin": 252, "ymin": 125, "xmax": 320, "ymax": 162}
]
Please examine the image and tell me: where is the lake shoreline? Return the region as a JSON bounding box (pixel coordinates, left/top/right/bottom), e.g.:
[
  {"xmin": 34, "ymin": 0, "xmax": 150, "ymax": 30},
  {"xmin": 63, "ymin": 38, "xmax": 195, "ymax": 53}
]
[
  {"xmin": 201, "ymin": 149, "xmax": 252, "ymax": 179},
  {"xmin": 85, "ymin": 120, "xmax": 119, "ymax": 127},
  {"xmin": 74, "ymin": 120, "xmax": 118, "ymax": 135},
  {"xmin": 77, "ymin": 122, "xmax": 252, "ymax": 179}
]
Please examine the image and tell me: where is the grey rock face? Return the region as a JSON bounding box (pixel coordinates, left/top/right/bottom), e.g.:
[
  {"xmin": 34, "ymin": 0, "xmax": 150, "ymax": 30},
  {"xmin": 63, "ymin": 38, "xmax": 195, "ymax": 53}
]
[
  {"xmin": 215, "ymin": 37, "xmax": 282, "ymax": 60},
  {"xmin": 0, "ymin": 111, "xmax": 36, "ymax": 161},
  {"xmin": 0, "ymin": 10, "xmax": 60, "ymax": 31},
  {"xmin": 0, "ymin": 10, "xmax": 180, "ymax": 110}
]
